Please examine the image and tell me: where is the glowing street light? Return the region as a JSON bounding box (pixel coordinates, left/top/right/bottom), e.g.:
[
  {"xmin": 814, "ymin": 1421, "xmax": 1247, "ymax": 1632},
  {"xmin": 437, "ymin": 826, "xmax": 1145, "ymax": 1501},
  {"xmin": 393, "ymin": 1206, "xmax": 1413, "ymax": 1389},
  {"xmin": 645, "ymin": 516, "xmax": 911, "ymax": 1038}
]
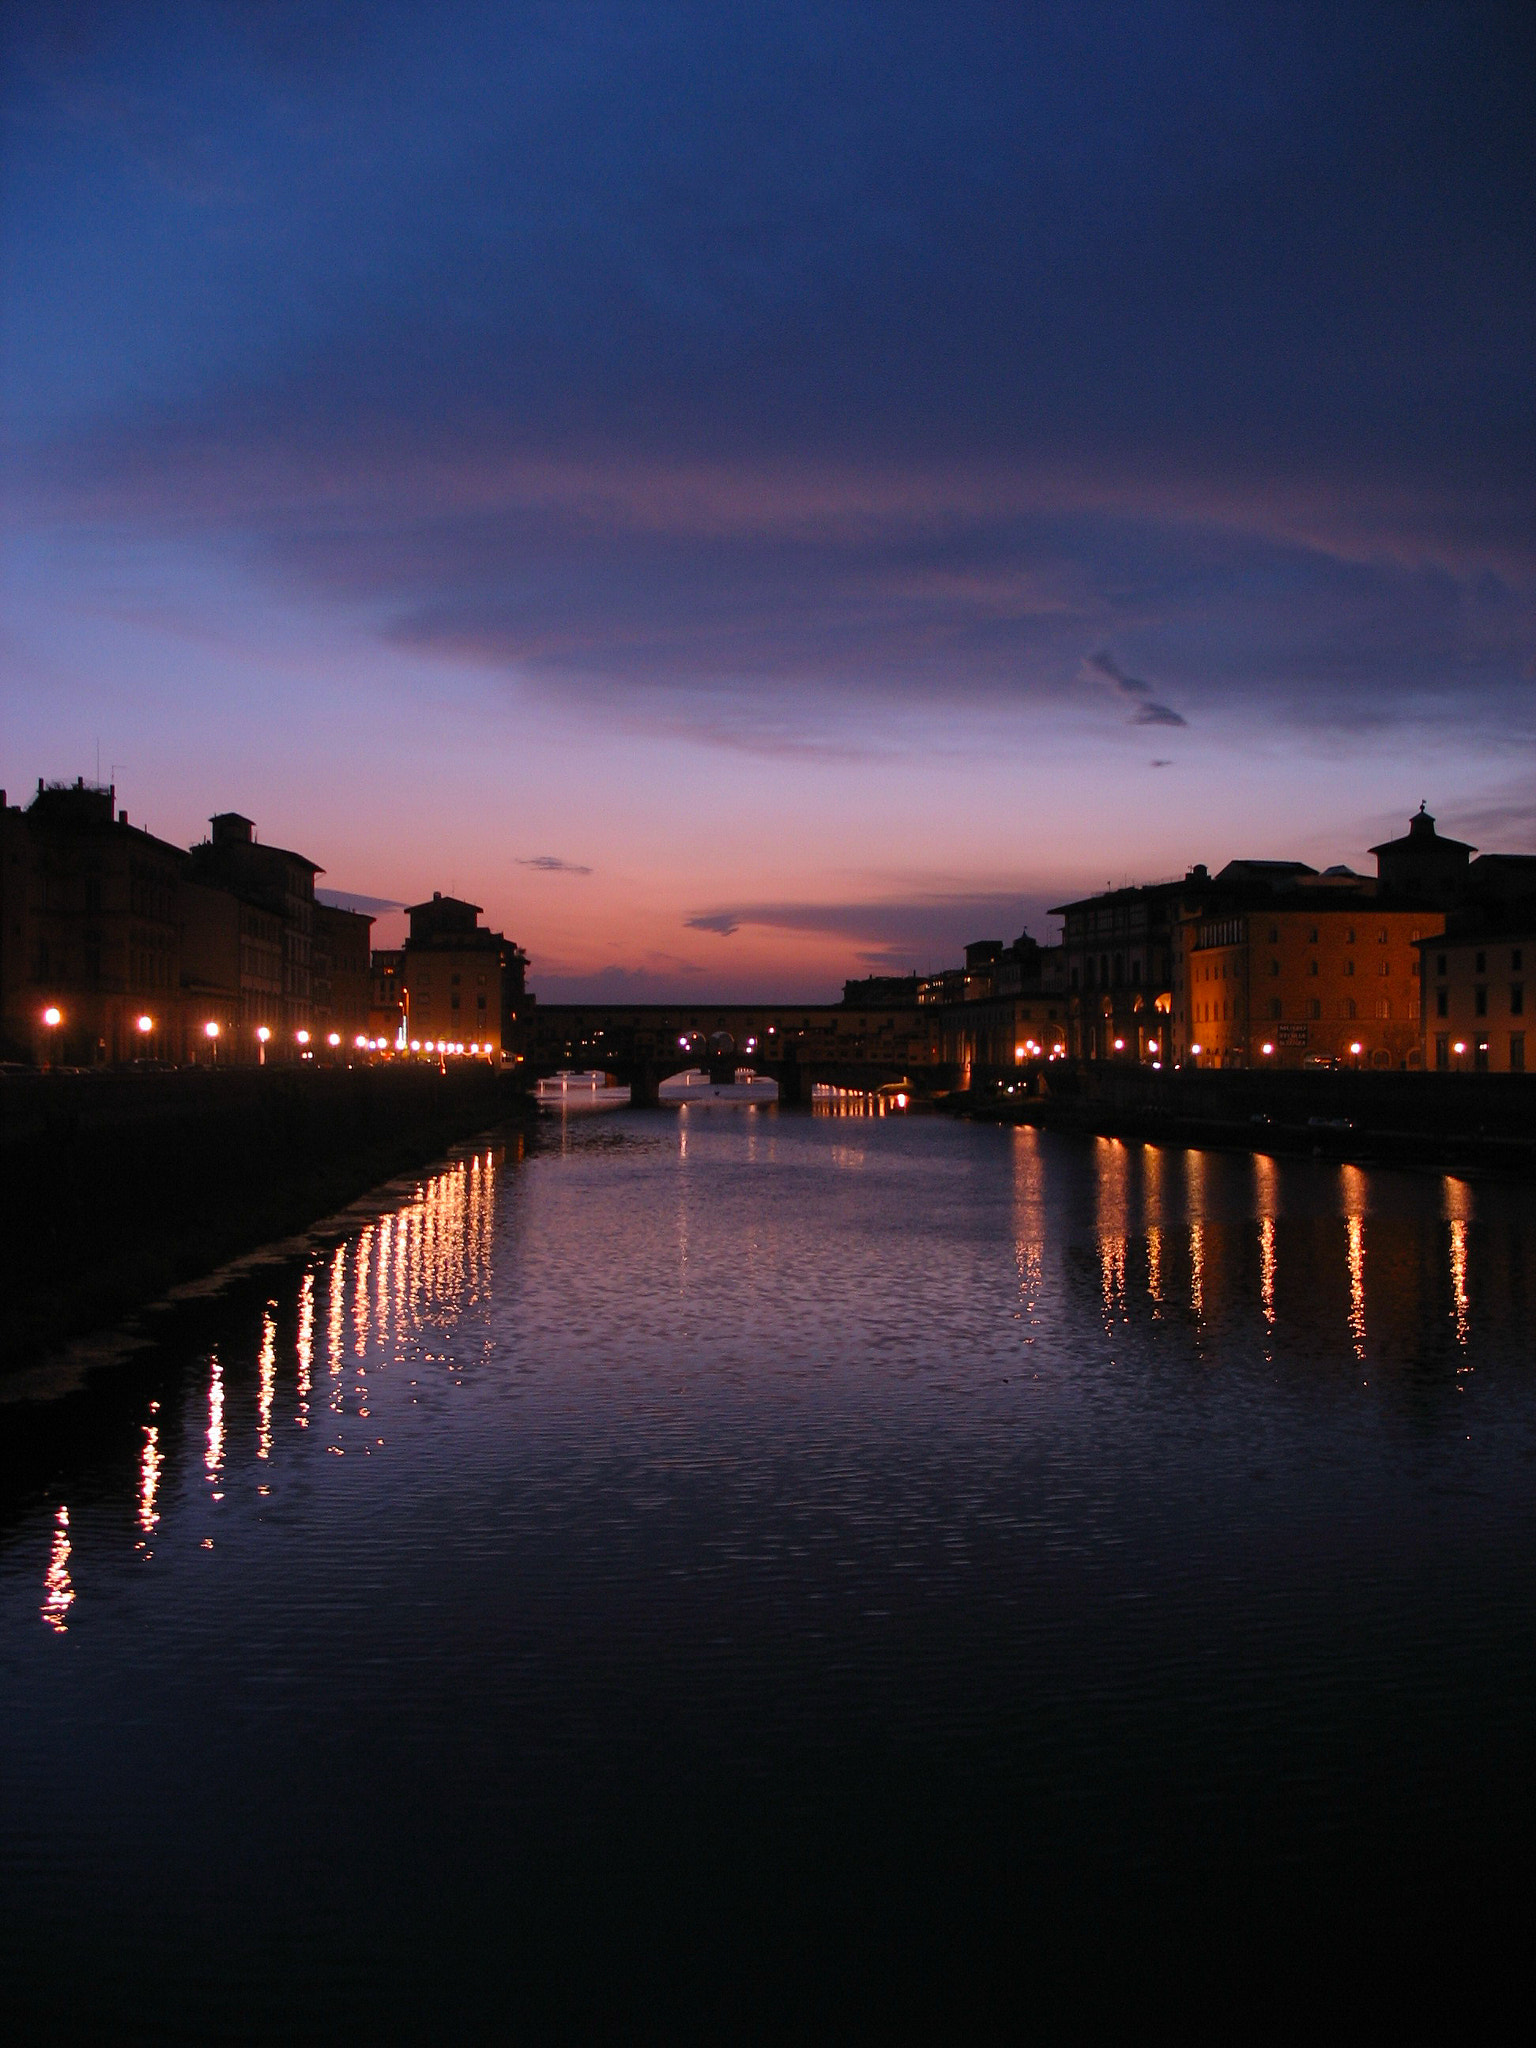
[
  {"xmin": 256, "ymin": 1024, "xmax": 271, "ymax": 1066},
  {"xmin": 1261, "ymin": 1041, "xmax": 1274, "ymax": 1056},
  {"xmin": 1190, "ymin": 1042, "xmax": 1203, "ymax": 1056},
  {"xmin": 327, "ymin": 1032, "xmax": 341, "ymax": 1048},
  {"xmin": 296, "ymin": 1029, "xmax": 311, "ymax": 1046},
  {"xmin": 204, "ymin": 1020, "xmax": 220, "ymax": 1039},
  {"xmin": 1147, "ymin": 1039, "xmax": 1159, "ymax": 1054},
  {"xmin": 136, "ymin": 1014, "xmax": 154, "ymax": 1035},
  {"xmin": 1349, "ymin": 1041, "xmax": 1363, "ymax": 1058},
  {"xmin": 43, "ymin": 1005, "xmax": 62, "ymax": 1028},
  {"xmin": 355, "ymin": 1034, "xmax": 368, "ymax": 1049}
]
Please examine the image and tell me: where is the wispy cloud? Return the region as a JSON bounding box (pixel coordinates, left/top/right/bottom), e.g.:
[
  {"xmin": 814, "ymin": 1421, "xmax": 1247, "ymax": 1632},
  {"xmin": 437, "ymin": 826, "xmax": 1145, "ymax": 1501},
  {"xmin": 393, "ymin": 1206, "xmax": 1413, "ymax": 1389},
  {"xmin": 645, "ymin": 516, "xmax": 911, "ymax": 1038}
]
[
  {"xmin": 684, "ymin": 891, "xmax": 1054, "ymax": 967},
  {"xmin": 517, "ymin": 855, "xmax": 593, "ymax": 875},
  {"xmin": 1085, "ymin": 650, "xmax": 1188, "ymax": 729}
]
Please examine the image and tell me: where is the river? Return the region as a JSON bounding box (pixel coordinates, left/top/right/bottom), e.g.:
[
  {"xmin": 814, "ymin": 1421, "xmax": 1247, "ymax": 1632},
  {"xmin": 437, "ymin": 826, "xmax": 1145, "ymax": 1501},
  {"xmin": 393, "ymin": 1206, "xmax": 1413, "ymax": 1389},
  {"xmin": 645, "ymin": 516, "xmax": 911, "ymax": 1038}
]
[{"xmin": 2, "ymin": 1108, "xmax": 1533, "ymax": 2035}]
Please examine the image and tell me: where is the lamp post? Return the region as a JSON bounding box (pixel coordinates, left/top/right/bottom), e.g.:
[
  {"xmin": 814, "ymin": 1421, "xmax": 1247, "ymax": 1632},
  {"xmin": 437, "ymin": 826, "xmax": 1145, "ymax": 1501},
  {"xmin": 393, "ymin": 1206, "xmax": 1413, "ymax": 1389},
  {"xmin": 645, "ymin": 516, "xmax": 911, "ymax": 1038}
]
[
  {"xmin": 42, "ymin": 1004, "xmax": 62, "ymax": 1070},
  {"xmin": 203, "ymin": 1019, "xmax": 220, "ymax": 1067},
  {"xmin": 256, "ymin": 1024, "xmax": 271, "ymax": 1066}
]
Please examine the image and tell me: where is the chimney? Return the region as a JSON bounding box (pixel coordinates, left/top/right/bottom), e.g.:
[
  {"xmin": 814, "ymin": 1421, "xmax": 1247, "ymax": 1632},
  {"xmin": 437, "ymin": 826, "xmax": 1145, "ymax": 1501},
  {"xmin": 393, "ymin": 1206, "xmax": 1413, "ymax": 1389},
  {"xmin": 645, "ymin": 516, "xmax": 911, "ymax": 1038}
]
[{"xmin": 118, "ymin": 810, "xmax": 128, "ymax": 826}]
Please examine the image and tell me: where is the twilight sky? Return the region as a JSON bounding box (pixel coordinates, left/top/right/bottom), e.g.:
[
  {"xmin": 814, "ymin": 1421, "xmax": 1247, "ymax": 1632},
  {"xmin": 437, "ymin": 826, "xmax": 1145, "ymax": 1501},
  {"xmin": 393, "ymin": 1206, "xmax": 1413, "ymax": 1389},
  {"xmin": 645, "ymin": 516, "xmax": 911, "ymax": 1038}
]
[{"xmin": 3, "ymin": 1, "xmax": 1532, "ymax": 998}]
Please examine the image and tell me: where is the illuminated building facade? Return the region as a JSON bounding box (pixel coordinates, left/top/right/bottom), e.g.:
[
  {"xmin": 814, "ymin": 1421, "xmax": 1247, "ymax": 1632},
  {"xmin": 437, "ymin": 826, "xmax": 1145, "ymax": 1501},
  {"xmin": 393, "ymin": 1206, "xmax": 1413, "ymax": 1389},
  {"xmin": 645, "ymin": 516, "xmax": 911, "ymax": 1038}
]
[
  {"xmin": 1051, "ymin": 877, "xmax": 1186, "ymax": 1061},
  {"xmin": 400, "ymin": 893, "xmax": 529, "ymax": 1058},
  {"xmin": 1174, "ymin": 895, "xmax": 1439, "ymax": 1069}
]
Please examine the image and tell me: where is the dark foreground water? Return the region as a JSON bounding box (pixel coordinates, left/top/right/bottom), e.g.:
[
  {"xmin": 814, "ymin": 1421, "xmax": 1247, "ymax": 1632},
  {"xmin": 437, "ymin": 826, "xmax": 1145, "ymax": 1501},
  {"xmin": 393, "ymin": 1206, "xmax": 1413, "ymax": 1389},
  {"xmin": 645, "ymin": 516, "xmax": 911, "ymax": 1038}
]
[{"xmin": 2, "ymin": 1110, "xmax": 1533, "ymax": 2037}]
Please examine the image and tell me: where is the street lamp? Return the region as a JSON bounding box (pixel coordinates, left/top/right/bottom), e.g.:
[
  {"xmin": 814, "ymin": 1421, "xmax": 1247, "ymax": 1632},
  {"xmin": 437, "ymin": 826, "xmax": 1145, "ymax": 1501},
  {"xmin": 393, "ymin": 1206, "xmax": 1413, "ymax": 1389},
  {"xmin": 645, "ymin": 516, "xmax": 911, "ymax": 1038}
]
[
  {"xmin": 1261, "ymin": 1042, "xmax": 1274, "ymax": 1056},
  {"xmin": 327, "ymin": 1032, "xmax": 341, "ymax": 1048},
  {"xmin": 256, "ymin": 1025, "xmax": 271, "ymax": 1065},
  {"xmin": 296, "ymin": 1029, "xmax": 311, "ymax": 1046},
  {"xmin": 204, "ymin": 1020, "xmax": 220, "ymax": 1066},
  {"xmin": 42, "ymin": 1005, "xmax": 62, "ymax": 1069},
  {"xmin": 136, "ymin": 1014, "xmax": 154, "ymax": 1036}
]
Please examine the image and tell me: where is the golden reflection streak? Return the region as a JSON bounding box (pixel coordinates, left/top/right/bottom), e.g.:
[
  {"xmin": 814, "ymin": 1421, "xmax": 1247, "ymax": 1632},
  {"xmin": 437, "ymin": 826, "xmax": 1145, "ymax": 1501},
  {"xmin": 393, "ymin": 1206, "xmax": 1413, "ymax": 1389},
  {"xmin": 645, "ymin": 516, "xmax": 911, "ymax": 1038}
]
[
  {"xmin": 1449, "ymin": 1218, "xmax": 1470, "ymax": 1351},
  {"xmin": 138, "ymin": 1426, "xmax": 161, "ymax": 1532},
  {"xmin": 296, "ymin": 1269, "xmax": 314, "ymax": 1408},
  {"xmin": 205, "ymin": 1353, "xmax": 225, "ymax": 1476},
  {"xmin": 1146, "ymin": 1225, "xmax": 1162, "ymax": 1305},
  {"xmin": 394, "ymin": 1198, "xmax": 411, "ymax": 1331},
  {"xmin": 41, "ymin": 1505, "xmax": 74, "ymax": 1633},
  {"xmin": 1189, "ymin": 1221, "xmax": 1205, "ymax": 1323},
  {"xmin": 328, "ymin": 1245, "xmax": 347, "ymax": 1377},
  {"xmin": 375, "ymin": 1214, "xmax": 393, "ymax": 1348},
  {"xmin": 1254, "ymin": 1155, "xmax": 1279, "ymax": 1329},
  {"xmin": 1011, "ymin": 1127, "xmax": 1045, "ymax": 1316},
  {"xmin": 1095, "ymin": 1139, "xmax": 1130, "ymax": 1322},
  {"xmin": 256, "ymin": 1309, "xmax": 276, "ymax": 1460},
  {"xmin": 1346, "ymin": 1215, "xmax": 1367, "ymax": 1361},
  {"xmin": 353, "ymin": 1225, "xmax": 373, "ymax": 1357}
]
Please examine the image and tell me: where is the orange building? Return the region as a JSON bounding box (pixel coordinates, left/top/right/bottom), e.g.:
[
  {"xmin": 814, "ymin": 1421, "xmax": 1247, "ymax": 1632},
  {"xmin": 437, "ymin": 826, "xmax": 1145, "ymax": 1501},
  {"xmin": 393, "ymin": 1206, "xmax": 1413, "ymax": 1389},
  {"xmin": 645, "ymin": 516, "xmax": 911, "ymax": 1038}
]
[{"xmin": 1176, "ymin": 898, "xmax": 1440, "ymax": 1069}]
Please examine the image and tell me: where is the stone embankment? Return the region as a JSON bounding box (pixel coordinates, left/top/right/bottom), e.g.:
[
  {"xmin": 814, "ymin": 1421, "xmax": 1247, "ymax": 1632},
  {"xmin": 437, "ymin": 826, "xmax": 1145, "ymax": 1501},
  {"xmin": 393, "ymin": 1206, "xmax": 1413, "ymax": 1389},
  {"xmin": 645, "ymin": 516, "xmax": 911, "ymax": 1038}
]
[
  {"xmin": 0, "ymin": 1066, "xmax": 532, "ymax": 1369},
  {"xmin": 953, "ymin": 1064, "xmax": 1536, "ymax": 1178}
]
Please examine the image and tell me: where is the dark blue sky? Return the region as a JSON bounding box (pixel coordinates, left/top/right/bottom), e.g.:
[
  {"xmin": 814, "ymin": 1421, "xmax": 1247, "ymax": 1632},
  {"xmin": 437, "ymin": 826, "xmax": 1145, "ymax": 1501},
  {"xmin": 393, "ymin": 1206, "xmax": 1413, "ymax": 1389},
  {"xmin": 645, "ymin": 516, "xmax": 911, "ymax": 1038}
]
[{"xmin": 2, "ymin": 2, "xmax": 1532, "ymax": 993}]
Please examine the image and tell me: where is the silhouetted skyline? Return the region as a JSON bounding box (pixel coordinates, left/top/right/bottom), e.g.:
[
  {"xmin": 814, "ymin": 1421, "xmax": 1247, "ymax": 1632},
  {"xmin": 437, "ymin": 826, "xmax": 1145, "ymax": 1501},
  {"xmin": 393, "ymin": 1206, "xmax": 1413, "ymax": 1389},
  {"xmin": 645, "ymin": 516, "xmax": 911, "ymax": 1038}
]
[{"xmin": 3, "ymin": 3, "xmax": 1532, "ymax": 998}]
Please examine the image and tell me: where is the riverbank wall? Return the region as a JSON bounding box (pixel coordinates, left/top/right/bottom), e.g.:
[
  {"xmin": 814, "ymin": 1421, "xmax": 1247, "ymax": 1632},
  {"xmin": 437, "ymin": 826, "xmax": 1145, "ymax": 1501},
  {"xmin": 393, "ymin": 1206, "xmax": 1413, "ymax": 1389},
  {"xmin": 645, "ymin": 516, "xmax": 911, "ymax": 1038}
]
[
  {"xmin": 0, "ymin": 1067, "xmax": 532, "ymax": 1369},
  {"xmin": 955, "ymin": 1064, "xmax": 1536, "ymax": 1177}
]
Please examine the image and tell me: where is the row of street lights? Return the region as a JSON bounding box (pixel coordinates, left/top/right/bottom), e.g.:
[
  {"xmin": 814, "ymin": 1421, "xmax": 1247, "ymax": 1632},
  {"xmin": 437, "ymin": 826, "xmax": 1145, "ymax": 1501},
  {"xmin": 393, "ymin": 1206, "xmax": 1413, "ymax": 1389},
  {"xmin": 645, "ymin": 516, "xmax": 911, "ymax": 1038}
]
[{"xmin": 36, "ymin": 1005, "xmax": 500, "ymax": 1065}]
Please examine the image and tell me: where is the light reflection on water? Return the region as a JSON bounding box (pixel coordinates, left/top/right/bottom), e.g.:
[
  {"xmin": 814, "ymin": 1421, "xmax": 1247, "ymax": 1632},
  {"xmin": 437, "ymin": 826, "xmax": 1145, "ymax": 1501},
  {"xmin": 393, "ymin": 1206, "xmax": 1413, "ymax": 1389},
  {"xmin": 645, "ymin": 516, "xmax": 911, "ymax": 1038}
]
[{"xmin": 2, "ymin": 1115, "xmax": 1534, "ymax": 2033}]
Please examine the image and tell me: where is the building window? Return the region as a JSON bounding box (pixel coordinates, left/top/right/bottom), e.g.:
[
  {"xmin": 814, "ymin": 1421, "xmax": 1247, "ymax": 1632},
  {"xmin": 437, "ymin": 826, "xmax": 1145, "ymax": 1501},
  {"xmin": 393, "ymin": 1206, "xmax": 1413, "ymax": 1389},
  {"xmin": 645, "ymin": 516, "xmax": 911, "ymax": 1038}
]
[
  {"xmin": 1375, "ymin": 997, "xmax": 1391, "ymax": 1019},
  {"xmin": 1512, "ymin": 1033, "xmax": 1526, "ymax": 1073},
  {"xmin": 1474, "ymin": 987, "xmax": 1488, "ymax": 1017},
  {"xmin": 1307, "ymin": 998, "xmax": 1321, "ymax": 1019},
  {"xmin": 1268, "ymin": 998, "xmax": 1282, "ymax": 1019},
  {"xmin": 1512, "ymin": 984, "xmax": 1524, "ymax": 1016},
  {"xmin": 1307, "ymin": 927, "xmax": 1318, "ymax": 944},
  {"xmin": 1268, "ymin": 959, "xmax": 1280, "ymax": 976},
  {"xmin": 1344, "ymin": 999, "xmax": 1357, "ymax": 1020},
  {"xmin": 1268, "ymin": 926, "xmax": 1279, "ymax": 944},
  {"xmin": 1379, "ymin": 959, "xmax": 1391, "ymax": 976},
  {"xmin": 1308, "ymin": 959, "xmax": 1319, "ymax": 976},
  {"xmin": 1435, "ymin": 988, "xmax": 1448, "ymax": 1018},
  {"xmin": 1378, "ymin": 928, "xmax": 1389, "ymax": 944},
  {"xmin": 1436, "ymin": 1034, "xmax": 1449, "ymax": 1070},
  {"xmin": 1344, "ymin": 928, "xmax": 1355, "ymax": 945},
  {"xmin": 1513, "ymin": 949, "xmax": 1523, "ymax": 973},
  {"xmin": 1475, "ymin": 951, "xmax": 1486, "ymax": 974},
  {"xmin": 477, "ymin": 993, "xmax": 487, "ymax": 1011},
  {"xmin": 1436, "ymin": 954, "xmax": 1447, "ymax": 976},
  {"xmin": 1344, "ymin": 959, "xmax": 1355, "ymax": 977}
]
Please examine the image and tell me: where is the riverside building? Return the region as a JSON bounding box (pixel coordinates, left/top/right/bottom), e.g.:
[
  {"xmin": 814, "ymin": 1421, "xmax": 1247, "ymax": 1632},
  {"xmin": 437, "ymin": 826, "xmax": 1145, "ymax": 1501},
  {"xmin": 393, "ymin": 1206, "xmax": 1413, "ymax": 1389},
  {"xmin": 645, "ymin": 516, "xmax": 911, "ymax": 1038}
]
[{"xmin": 399, "ymin": 893, "xmax": 530, "ymax": 1059}]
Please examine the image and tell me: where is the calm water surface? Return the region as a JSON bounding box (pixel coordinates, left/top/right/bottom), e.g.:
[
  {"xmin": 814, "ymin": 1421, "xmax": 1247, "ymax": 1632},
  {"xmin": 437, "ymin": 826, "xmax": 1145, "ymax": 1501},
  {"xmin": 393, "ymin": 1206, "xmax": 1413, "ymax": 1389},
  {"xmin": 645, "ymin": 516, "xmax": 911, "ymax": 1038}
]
[{"xmin": 3, "ymin": 1110, "xmax": 1534, "ymax": 2035}]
